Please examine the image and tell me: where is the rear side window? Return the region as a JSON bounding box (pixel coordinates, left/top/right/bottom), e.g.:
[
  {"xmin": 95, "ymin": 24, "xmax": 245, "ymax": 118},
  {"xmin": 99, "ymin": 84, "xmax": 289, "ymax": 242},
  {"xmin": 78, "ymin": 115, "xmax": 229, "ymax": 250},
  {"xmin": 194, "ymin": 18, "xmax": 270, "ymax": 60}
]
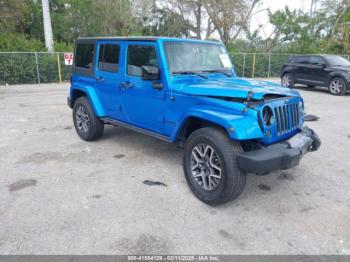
[
  {"xmin": 310, "ymin": 56, "xmax": 325, "ymax": 65},
  {"xmin": 75, "ymin": 43, "xmax": 95, "ymax": 69},
  {"xmin": 294, "ymin": 56, "xmax": 310, "ymax": 64},
  {"xmin": 98, "ymin": 44, "xmax": 120, "ymax": 72},
  {"xmin": 127, "ymin": 45, "xmax": 158, "ymax": 77}
]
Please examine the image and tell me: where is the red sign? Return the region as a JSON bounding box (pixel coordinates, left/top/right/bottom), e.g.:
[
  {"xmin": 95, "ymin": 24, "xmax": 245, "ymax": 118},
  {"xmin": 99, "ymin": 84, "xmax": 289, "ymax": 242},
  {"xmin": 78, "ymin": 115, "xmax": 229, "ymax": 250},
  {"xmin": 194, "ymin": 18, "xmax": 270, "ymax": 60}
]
[{"xmin": 64, "ymin": 53, "xmax": 73, "ymax": 65}]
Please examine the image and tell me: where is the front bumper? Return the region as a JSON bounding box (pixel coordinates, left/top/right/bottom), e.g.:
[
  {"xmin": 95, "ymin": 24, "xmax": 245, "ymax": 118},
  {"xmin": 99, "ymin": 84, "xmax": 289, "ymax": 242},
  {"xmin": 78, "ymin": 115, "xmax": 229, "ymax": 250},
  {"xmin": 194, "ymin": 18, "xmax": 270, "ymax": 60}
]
[
  {"xmin": 237, "ymin": 127, "xmax": 321, "ymax": 174},
  {"xmin": 67, "ymin": 97, "xmax": 72, "ymax": 108}
]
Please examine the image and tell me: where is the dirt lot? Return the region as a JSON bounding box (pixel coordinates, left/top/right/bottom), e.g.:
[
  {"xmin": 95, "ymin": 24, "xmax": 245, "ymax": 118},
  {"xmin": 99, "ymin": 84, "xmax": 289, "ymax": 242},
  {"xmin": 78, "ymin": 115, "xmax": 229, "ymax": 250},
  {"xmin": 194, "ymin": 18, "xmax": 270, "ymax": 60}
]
[{"xmin": 0, "ymin": 82, "xmax": 349, "ymax": 255}]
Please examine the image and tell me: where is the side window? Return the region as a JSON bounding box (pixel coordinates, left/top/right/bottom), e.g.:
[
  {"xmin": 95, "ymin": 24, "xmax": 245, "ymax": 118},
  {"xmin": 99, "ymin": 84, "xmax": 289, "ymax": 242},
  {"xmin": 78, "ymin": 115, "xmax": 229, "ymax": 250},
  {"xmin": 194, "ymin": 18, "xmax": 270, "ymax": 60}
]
[
  {"xmin": 310, "ymin": 56, "xmax": 325, "ymax": 65},
  {"xmin": 127, "ymin": 45, "xmax": 158, "ymax": 77},
  {"xmin": 98, "ymin": 44, "xmax": 120, "ymax": 72},
  {"xmin": 75, "ymin": 43, "xmax": 94, "ymax": 69},
  {"xmin": 294, "ymin": 56, "xmax": 310, "ymax": 64}
]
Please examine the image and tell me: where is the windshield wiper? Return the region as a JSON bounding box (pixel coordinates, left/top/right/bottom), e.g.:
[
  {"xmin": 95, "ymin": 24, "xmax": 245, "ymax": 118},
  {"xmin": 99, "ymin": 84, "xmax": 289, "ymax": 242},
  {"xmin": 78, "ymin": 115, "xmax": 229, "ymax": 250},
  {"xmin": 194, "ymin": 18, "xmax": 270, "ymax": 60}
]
[
  {"xmin": 202, "ymin": 69, "xmax": 233, "ymax": 77},
  {"xmin": 172, "ymin": 71, "xmax": 208, "ymax": 79}
]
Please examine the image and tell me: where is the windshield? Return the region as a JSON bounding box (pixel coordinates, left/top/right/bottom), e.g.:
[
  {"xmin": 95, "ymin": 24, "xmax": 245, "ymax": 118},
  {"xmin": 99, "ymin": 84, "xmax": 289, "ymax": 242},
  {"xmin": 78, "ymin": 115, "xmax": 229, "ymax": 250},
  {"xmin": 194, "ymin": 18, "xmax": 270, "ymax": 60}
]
[
  {"xmin": 164, "ymin": 41, "xmax": 232, "ymax": 74},
  {"xmin": 324, "ymin": 55, "xmax": 350, "ymax": 66}
]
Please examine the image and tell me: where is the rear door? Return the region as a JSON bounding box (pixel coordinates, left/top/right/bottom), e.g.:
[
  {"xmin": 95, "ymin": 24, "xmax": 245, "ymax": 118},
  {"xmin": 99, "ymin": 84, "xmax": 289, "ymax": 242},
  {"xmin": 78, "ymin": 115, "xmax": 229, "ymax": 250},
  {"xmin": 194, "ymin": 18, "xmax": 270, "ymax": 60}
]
[{"xmin": 95, "ymin": 41, "xmax": 122, "ymax": 118}]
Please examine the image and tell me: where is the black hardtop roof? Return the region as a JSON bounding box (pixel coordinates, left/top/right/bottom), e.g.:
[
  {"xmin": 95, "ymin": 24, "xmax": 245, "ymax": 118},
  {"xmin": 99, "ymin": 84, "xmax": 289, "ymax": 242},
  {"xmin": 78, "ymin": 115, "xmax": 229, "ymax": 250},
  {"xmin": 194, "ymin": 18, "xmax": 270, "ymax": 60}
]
[
  {"xmin": 76, "ymin": 36, "xmax": 160, "ymax": 42},
  {"xmin": 75, "ymin": 36, "xmax": 221, "ymax": 45}
]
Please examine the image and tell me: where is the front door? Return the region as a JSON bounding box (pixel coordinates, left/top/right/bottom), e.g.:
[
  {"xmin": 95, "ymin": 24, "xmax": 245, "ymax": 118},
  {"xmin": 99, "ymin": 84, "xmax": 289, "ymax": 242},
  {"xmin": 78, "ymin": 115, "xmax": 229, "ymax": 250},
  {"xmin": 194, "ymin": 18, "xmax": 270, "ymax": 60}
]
[
  {"xmin": 119, "ymin": 42, "xmax": 165, "ymax": 133},
  {"xmin": 95, "ymin": 41, "xmax": 122, "ymax": 118},
  {"xmin": 294, "ymin": 56, "xmax": 310, "ymax": 82},
  {"xmin": 308, "ymin": 56, "xmax": 328, "ymax": 85}
]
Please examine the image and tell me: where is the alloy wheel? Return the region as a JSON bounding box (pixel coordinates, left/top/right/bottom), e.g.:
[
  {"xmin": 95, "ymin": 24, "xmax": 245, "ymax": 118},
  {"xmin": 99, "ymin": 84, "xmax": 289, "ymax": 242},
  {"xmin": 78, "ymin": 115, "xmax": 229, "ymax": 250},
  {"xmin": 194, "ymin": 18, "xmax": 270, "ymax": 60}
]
[
  {"xmin": 282, "ymin": 74, "xmax": 291, "ymax": 87},
  {"xmin": 75, "ymin": 105, "xmax": 90, "ymax": 133},
  {"xmin": 190, "ymin": 143, "xmax": 222, "ymax": 191},
  {"xmin": 329, "ymin": 79, "xmax": 344, "ymax": 94}
]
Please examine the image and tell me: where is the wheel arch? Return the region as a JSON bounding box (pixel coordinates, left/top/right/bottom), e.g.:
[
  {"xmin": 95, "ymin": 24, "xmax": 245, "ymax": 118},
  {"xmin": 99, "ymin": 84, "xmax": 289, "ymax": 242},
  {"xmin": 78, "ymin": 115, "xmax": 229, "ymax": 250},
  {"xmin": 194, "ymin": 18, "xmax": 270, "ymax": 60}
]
[
  {"xmin": 71, "ymin": 89, "xmax": 87, "ymax": 105},
  {"xmin": 281, "ymin": 66, "xmax": 295, "ymax": 78},
  {"xmin": 176, "ymin": 116, "xmax": 229, "ymax": 144},
  {"xmin": 281, "ymin": 70, "xmax": 291, "ymax": 77},
  {"xmin": 328, "ymin": 74, "xmax": 348, "ymax": 86},
  {"xmin": 172, "ymin": 106, "xmax": 263, "ymax": 144},
  {"xmin": 70, "ymin": 86, "xmax": 105, "ymax": 116}
]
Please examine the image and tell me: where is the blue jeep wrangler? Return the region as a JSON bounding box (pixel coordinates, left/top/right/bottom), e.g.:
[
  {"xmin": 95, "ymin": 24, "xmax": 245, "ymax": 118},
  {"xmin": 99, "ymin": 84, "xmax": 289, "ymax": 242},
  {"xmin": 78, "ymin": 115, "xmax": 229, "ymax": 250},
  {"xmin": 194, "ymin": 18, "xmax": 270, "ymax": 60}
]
[{"xmin": 68, "ymin": 37, "xmax": 320, "ymax": 205}]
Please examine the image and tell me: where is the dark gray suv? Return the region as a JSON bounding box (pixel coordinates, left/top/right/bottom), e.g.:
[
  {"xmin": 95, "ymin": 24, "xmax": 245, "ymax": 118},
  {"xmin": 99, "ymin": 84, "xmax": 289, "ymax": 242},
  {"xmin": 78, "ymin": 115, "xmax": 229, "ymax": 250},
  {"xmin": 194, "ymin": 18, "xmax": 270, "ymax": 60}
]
[{"xmin": 281, "ymin": 55, "xmax": 350, "ymax": 95}]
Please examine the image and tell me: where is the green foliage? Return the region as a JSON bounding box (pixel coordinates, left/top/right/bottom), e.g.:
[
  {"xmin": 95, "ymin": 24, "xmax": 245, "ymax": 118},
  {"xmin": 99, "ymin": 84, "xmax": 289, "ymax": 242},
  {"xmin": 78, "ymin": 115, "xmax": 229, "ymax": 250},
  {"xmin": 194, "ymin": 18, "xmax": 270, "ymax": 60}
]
[
  {"xmin": 267, "ymin": 7, "xmax": 327, "ymax": 53},
  {"xmin": 54, "ymin": 42, "xmax": 73, "ymax": 52},
  {"xmin": 0, "ymin": 33, "xmax": 45, "ymax": 51},
  {"xmin": 0, "ymin": 53, "xmax": 38, "ymax": 85}
]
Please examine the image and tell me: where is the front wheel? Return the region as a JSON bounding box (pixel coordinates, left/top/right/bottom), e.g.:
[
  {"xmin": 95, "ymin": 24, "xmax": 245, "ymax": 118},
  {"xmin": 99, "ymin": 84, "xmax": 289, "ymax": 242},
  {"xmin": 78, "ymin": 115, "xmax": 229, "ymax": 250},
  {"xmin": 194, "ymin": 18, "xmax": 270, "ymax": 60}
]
[
  {"xmin": 281, "ymin": 73, "xmax": 294, "ymax": 88},
  {"xmin": 183, "ymin": 127, "xmax": 246, "ymax": 205},
  {"xmin": 73, "ymin": 96, "xmax": 104, "ymax": 141},
  {"xmin": 329, "ymin": 77, "xmax": 347, "ymax": 96}
]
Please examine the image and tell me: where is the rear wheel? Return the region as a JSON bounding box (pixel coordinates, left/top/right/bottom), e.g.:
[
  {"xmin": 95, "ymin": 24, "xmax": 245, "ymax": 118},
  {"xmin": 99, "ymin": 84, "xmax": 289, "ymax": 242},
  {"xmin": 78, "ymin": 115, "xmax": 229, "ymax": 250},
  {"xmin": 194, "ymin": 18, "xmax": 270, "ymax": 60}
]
[
  {"xmin": 281, "ymin": 73, "xmax": 294, "ymax": 88},
  {"xmin": 73, "ymin": 97, "xmax": 104, "ymax": 141},
  {"xmin": 183, "ymin": 127, "xmax": 246, "ymax": 205},
  {"xmin": 329, "ymin": 77, "xmax": 347, "ymax": 95}
]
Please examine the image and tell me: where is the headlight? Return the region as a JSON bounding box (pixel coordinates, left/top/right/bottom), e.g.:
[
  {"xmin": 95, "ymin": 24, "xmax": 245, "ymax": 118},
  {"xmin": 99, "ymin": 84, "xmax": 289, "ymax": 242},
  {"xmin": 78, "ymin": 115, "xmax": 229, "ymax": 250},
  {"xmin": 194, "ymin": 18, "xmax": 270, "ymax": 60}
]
[
  {"xmin": 299, "ymin": 101, "xmax": 305, "ymax": 114},
  {"xmin": 262, "ymin": 106, "xmax": 274, "ymax": 126}
]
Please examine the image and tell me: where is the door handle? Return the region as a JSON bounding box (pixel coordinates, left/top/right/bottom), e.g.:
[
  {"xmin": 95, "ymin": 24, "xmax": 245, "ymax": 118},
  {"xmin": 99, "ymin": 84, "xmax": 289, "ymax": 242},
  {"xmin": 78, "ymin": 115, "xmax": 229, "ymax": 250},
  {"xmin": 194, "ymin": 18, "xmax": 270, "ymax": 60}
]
[
  {"xmin": 120, "ymin": 82, "xmax": 134, "ymax": 89},
  {"xmin": 96, "ymin": 76, "xmax": 105, "ymax": 82}
]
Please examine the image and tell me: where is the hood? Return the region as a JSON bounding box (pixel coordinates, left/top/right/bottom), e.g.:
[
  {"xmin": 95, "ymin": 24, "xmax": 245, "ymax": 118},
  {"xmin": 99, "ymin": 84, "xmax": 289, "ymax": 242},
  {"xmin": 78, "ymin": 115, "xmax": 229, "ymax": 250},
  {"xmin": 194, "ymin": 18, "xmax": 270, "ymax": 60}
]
[
  {"xmin": 330, "ymin": 65, "xmax": 350, "ymax": 71},
  {"xmin": 173, "ymin": 77, "xmax": 300, "ymax": 100}
]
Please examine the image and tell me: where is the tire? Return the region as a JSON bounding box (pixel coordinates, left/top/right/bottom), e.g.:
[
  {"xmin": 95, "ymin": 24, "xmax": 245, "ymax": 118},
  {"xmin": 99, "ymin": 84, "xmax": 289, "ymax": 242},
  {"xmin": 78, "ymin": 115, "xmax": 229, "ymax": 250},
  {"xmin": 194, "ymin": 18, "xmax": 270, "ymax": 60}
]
[
  {"xmin": 329, "ymin": 77, "xmax": 347, "ymax": 96},
  {"xmin": 72, "ymin": 96, "xmax": 104, "ymax": 141},
  {"xmin": 183, "ymin": 127, "xmax": 246, "ymax": 205},
  {"xmin": 281, "ymin": 73, "xmax": 294, "ymax": 88}
]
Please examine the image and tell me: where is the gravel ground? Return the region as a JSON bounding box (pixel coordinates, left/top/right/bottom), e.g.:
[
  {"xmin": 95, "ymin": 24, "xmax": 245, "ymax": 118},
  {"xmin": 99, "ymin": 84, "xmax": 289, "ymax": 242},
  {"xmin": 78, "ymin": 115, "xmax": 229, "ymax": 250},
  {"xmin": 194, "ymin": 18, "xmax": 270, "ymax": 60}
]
[{"xmin": 0, "ymin": 82, "xmax": 349, "ymax": 255}]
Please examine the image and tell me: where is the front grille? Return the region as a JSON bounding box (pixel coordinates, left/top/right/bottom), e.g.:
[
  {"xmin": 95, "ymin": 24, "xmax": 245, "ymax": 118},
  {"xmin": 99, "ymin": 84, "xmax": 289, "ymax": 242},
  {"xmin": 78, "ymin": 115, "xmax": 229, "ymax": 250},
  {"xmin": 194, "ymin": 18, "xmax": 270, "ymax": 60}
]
[{"xmin": 274, "ymin": 103, "xmax": 300, "ymax": 135}]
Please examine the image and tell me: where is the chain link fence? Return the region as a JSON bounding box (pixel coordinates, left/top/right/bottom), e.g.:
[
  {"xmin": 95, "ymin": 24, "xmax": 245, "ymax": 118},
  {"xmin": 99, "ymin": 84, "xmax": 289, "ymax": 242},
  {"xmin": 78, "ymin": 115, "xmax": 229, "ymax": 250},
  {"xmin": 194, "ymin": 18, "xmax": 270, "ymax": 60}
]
[
  {"xmin": 1, "ymin": 52, "xmax": 350, "ymax": 85},
  {"xmin": 0, "ymin": 52, "xmax": 72, "ymax": 85}
]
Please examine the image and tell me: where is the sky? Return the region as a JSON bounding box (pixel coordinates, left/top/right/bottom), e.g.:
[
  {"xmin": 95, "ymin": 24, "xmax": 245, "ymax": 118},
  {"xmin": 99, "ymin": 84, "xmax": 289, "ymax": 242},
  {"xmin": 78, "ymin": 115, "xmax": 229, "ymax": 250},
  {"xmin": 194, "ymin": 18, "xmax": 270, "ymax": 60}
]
[{"xmin": 250, "ymin": 0, "xmax": 313, "ymax": 38}]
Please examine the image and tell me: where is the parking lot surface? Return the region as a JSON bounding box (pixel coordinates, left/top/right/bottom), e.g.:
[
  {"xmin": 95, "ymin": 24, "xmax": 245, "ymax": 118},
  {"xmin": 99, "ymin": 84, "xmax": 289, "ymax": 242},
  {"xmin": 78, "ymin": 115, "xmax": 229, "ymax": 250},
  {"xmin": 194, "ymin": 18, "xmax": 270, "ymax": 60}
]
[{"xmin": 0, "ymin": 82, "xmax": 349, "ymax": 254}]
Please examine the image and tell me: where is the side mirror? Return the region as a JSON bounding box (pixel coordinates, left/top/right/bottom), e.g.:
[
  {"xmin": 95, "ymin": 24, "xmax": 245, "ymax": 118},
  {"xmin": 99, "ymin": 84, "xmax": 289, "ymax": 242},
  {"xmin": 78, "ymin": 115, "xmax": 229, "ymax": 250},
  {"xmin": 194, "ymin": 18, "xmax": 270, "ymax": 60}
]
[{"xmin": 141, "ymin": 65, "xmax": 160, "ymax": 81}]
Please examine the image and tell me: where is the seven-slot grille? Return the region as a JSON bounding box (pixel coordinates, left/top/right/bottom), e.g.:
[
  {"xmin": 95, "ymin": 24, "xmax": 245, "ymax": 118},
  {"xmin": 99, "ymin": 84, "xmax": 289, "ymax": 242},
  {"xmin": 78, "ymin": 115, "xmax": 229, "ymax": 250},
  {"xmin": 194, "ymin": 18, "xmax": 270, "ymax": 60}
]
[{"xmin": 274, "ymin": 103, "xmax": 300, "ymax": 135}]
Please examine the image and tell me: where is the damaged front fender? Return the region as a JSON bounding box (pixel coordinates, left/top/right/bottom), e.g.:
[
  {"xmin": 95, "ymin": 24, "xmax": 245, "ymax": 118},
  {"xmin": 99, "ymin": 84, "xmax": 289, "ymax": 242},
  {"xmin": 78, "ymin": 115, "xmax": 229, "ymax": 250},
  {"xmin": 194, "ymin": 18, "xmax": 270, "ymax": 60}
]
[{"xmin": 171, "ymin": 105, "xmax": 263, "ymax": 141}]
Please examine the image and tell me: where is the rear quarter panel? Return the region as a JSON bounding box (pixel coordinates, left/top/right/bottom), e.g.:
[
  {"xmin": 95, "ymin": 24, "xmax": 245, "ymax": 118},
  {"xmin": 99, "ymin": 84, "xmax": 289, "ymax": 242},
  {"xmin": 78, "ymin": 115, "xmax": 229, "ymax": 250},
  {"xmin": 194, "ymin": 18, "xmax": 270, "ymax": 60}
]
[{"xmin": 70, "ymin": 74, "xmax": 105, "ymax": 116}]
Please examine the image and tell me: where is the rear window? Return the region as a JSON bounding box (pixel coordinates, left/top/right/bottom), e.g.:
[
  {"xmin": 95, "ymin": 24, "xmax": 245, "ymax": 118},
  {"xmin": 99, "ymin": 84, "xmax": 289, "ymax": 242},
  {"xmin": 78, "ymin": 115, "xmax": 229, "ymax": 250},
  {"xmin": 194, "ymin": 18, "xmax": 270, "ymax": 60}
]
[
  {"xmin": 75, "ymin": 43, "xmax": 94, "ymax": 69},
  {"xmin": 98, "ymin": 44, "xmax": 120, "ymax": 72}
]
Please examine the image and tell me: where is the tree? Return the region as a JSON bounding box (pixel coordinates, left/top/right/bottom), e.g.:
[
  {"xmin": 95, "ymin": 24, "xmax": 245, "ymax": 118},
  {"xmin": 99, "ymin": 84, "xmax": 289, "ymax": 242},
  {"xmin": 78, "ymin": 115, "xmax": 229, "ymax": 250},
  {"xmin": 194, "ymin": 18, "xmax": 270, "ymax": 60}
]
[
  {"xmin": 203, "ymin": 0, "xmax": 260, "ymax": 45},
  {"xmin": 158, "ymin": 0, "xmax": 205, "ymax": 39},
  {"xmin": 142, "ymin": 7, "xmax": 191, "ymax": 37},
  {"xmin": 322, "ymin": 0, "xmax": 350, "ymax": 53},
  {"xmin": 265, "ymin": 0, "xmax": 350, "ymax": 54},
  {"xmin": 0, "ymin": 0, "xmax": 43, "ymax": 37}
]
